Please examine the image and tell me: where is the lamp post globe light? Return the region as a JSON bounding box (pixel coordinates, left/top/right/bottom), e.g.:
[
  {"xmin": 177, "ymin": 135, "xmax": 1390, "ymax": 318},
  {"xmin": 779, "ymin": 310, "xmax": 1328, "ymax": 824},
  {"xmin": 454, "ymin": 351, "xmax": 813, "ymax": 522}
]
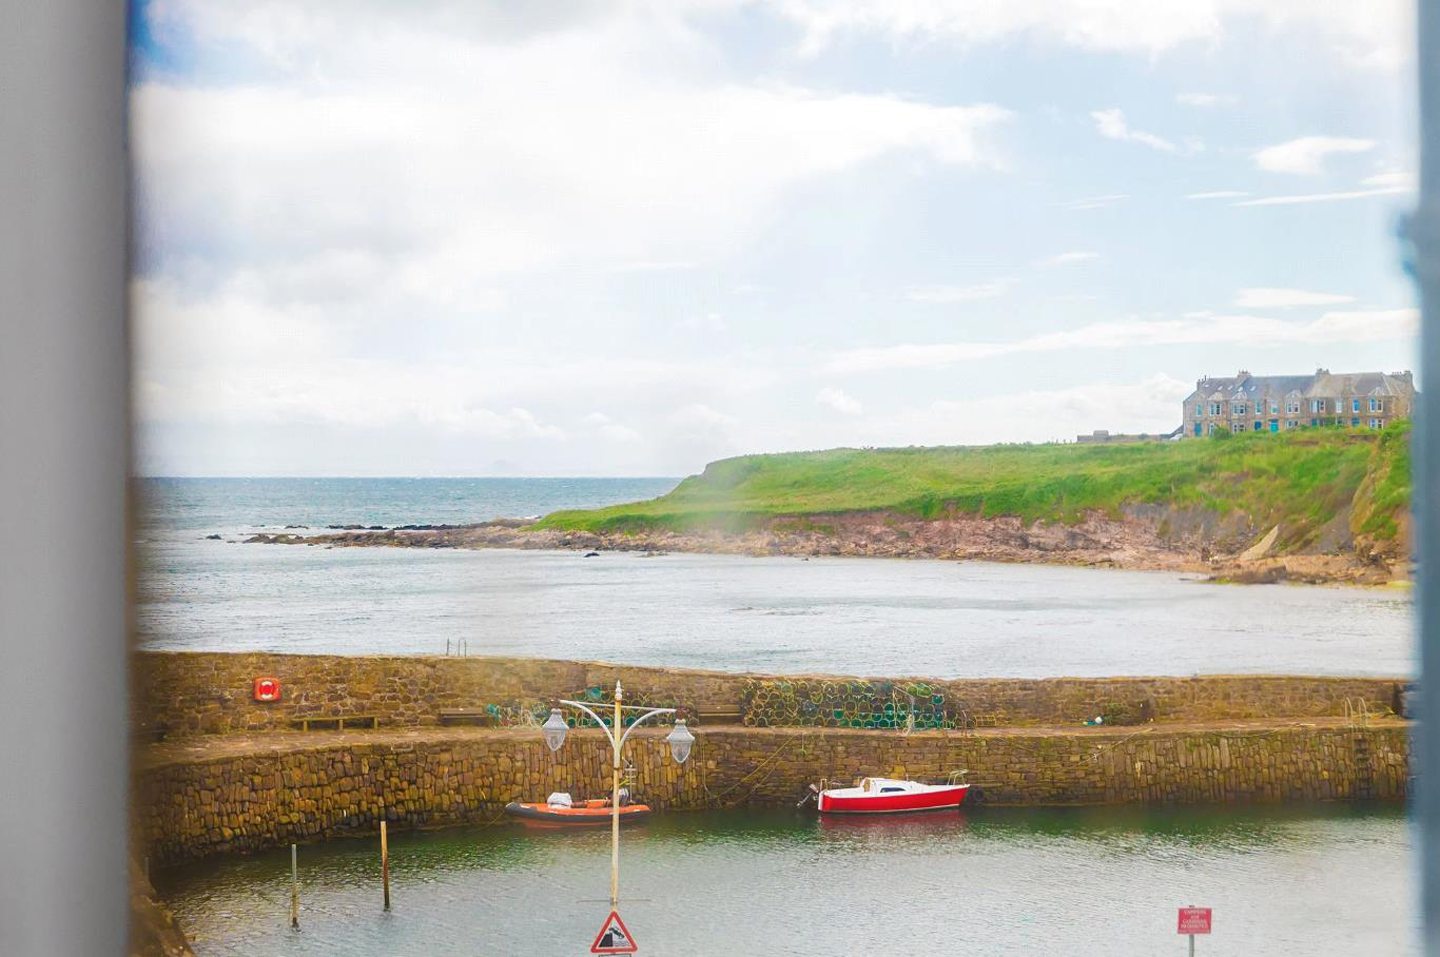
[
  {"xmin": 666, "ymin": 720, "xmax": 695, "ymax": 765},
  {"xmin": 542, "ymin": 708, "xmax": 568, "ymax": 753},
  {"xmin": 543, "ymin": 680, "xmax": 694, "ymax": 908}
]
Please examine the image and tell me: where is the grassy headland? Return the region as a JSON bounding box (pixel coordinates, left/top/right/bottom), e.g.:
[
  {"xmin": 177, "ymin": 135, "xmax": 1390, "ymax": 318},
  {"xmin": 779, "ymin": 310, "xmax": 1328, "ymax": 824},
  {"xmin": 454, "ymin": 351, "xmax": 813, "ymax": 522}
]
[
  {"xmin": 247, "ymin": 424, "xmax": 1412, "ymax": 583},
  {"xmin": 539, "ymin": 424, "xmax": 1411, "ymax": 564}
]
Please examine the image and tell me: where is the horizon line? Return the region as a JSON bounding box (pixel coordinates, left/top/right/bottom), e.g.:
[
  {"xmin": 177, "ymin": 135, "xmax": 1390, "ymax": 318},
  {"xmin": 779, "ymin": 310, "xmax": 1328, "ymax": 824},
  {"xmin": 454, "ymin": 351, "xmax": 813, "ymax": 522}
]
[{"xmin": 133, "ymin": 474, "xmax": 684, "ymax": 481}]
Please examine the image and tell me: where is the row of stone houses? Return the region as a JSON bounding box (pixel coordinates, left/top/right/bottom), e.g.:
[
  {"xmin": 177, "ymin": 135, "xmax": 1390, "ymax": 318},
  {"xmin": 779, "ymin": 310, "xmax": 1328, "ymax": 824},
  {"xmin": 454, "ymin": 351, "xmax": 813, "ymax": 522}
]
[{"xmin": 1182, "ymin": 369, "xmax": 1415, "ymax": 438}]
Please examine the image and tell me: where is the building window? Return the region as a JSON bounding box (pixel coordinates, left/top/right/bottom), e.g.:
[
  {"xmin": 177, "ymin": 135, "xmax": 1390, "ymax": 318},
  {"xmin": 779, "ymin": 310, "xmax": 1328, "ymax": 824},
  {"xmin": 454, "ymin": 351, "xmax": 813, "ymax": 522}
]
[
  {"xmin": 1352, "ymin": 417, "xmax": 1360, "ymax": 427},
  {"xmin": 1286, "ymin": 419, "xmax": 1297, "ymax": 430},
  {"xmin": 1369, "ymin": 418, "xmax": 1382, "ymax": 429},
  {"xmin": 1209, "ymin": 402, "xmax": 1222, "ymax": 416},
  {"xmin": 1269, "ymin": 402, "xmax": 1279, "ymax": 414},
  {"xmin": 1286, "ymin": 400, "xmax": 1300, "ymax": 414},
  {"xmin": 1352, "ymin": 398, "xmax": 1361, "ymax": 413},
  {"xmin": 1233, "ymin": 403, "xmax": 1246, "ymax": 415},
  {"xmin": 1311, "ymin": 399, "xmax": 1325, "ymax": 414},
  {"xmin": 1269, "ymin": 419, "xmax": 1278, "ymax": 432},
  {"xmin": 1370, "ymin": 397, "xmax": 1384, "ymax": 412},
  {"xmin": 1195, "ymin": 403, "xmax": 1203, "ymax": 416}
]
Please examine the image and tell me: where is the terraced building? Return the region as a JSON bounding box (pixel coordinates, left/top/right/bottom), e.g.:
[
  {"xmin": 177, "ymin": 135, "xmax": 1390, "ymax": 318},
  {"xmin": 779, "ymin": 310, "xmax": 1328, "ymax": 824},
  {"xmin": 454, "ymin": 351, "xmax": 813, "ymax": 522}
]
[{"xmin": 1183, "ymin": 368, "xmax": 1415, "ymax": 438}]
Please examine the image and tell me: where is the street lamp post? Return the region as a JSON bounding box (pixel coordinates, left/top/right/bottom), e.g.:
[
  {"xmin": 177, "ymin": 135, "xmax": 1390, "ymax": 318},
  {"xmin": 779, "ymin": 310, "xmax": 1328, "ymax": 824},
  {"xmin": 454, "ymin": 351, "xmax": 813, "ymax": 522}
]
[{"xmin": 542, "ymin": 680, "xmax": 695, "ymax": 907}]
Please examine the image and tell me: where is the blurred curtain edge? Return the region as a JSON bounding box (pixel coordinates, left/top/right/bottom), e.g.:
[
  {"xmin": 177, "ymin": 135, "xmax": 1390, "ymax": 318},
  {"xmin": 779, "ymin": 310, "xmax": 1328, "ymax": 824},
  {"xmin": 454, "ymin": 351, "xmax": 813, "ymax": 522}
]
[
  {"xmin": 1418, "ymin": 2, "xmax": 1440, "ymax": 955},
  {"xmin": 0, "ymin": 1, "xmax": 131, "ymax": 956}
]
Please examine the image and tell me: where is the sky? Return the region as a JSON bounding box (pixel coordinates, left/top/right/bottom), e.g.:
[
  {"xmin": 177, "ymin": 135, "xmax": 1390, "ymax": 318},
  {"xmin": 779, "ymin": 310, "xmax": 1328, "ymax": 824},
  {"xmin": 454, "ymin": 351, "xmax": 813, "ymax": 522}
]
[{"xmin": 130, "ymin": 0, "xmax": 1421, "ymax": 477}]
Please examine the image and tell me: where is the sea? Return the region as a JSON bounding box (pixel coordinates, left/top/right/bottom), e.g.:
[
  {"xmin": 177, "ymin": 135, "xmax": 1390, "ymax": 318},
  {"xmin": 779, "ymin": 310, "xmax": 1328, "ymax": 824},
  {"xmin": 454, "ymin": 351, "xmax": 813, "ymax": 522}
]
[{"xmin": 135, "ymin": 477, "xmax": 1416, "ymax": 678}]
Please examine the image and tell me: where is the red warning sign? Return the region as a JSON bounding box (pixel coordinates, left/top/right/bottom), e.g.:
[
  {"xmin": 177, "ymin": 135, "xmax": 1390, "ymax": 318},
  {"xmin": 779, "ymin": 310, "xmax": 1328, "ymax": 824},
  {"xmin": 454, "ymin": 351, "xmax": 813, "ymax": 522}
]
[
  {"xmin": 1177, "ymin": 907, "xmax": 1212, "ymax": 935},
  {"xmin": 590, "ymin": 910, "xmax": 638, "ymax": 954}
]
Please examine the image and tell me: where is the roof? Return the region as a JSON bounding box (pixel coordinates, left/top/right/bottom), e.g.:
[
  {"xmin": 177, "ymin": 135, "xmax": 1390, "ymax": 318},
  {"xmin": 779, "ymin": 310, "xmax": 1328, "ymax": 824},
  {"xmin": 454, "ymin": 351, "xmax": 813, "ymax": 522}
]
[{"xmin": 1186, "ymin": 371, "xmax": 1413, "ymax": 402}]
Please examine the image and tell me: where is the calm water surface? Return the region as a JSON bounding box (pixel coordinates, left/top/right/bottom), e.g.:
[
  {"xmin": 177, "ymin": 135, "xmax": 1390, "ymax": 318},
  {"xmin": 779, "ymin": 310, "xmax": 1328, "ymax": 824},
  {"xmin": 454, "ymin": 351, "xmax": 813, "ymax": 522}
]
[
  {"xmin": 136, "ymin": 478, "xmax": 1414, "ymax": 677},
  {"xmin": 156, "ymin": 805, "xmax": 1415, "ymax": 956}
]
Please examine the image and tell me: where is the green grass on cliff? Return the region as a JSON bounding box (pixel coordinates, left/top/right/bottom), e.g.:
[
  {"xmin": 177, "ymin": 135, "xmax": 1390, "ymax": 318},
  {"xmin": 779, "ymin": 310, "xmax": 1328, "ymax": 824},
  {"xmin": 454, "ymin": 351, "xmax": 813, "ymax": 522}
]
[{"xmin": 537, "ymin": 423, "xmax": 1412, "ymax": 548}]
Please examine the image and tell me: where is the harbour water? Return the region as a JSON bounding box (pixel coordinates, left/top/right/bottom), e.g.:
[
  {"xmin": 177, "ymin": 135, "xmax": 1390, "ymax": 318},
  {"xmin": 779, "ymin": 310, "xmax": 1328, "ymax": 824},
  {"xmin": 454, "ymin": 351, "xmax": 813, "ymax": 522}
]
[
  {"xmin": 136, "ymin": 478, "xmax": 1414, "ymax": 677},
  {"xmin": 155, "ymin": 804, "xmax": 1415, "ymax": 956}
]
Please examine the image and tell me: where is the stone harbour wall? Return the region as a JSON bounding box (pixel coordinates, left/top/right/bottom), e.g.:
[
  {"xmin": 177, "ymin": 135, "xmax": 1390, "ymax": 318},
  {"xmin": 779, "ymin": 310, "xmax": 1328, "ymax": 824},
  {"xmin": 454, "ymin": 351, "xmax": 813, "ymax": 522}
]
[
  {"xmin": 134, "ymin": 652, "xmax": 741, "ymax": 737},
  {"xmin": 136, "ymin": 730, "xmax": 704, "ymax": 864},
  {"xmin": 136, "ymin": 722, "xmax": 1410, "ymax": 864},
  {"xmin": 133, "ymin": 651, "xmax": 1405, "ymax": 738}
]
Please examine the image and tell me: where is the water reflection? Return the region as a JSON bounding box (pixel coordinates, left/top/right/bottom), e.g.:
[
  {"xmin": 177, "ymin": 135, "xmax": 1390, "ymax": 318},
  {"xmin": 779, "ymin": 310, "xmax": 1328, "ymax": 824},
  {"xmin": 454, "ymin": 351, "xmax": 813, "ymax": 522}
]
[{"xmin": 157, "ymin": 804, "xmax": 1413, "ymax": 956}]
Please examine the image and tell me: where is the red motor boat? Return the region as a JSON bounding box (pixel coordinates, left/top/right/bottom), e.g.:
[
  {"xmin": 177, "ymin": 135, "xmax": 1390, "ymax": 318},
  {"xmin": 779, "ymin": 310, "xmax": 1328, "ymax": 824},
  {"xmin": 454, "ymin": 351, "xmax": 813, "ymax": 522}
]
[{"xmin": 815, "ymin": 777, "xmax": 969, "ymax": 814}]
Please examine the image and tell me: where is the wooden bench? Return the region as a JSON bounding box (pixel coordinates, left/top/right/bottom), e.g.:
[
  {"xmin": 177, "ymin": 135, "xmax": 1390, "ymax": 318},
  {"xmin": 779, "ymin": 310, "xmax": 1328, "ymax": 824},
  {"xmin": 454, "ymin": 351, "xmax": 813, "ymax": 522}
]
[
  {"xmin": 294, "ymin": 715, "xmax": 378, "ymax": 732},
  {"xmin": 438, "ymin": 708, "xmax": 496, "ymax": 727},
  {"xmin": 695, "ymin": 706, "xmax": 743, "ymax": 726}
]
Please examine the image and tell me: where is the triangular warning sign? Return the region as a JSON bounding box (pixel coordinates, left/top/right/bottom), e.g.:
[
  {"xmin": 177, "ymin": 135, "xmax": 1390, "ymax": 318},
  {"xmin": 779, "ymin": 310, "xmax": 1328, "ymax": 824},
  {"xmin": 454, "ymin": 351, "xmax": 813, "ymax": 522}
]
[{"xmin": 590, "ymin": 910, "xmax": 638, "ymax": 954}]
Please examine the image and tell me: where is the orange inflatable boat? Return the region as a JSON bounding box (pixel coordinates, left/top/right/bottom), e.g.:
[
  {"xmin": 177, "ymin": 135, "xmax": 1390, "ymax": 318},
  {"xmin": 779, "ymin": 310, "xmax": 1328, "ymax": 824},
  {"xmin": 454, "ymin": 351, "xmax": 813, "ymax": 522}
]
[{"xmin": 505, "ymin": 792, "xmax": 652, "ymax": 826}]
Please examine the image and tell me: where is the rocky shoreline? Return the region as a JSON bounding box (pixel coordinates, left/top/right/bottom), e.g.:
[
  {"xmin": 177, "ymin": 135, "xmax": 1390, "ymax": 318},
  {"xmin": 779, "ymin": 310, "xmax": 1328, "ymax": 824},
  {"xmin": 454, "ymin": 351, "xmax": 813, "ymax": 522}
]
[{"xmin": 242, "ymin": 508, "xmax": 1405, "ymax": 586}]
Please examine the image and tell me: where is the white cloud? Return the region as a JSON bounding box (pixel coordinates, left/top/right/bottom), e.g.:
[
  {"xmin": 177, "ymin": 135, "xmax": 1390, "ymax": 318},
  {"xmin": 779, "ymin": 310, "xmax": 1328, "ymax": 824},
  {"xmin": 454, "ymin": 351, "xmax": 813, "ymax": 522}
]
[
  {"xmin": 1038, "ymin": 251, "xmax": 1100, "ymax": 267},
  {"xmin": 670, "ymin": 403, "xmax": 739, "ymax": 429},
  {"xmin": 1252, "ymin": 136, "xmax": 1375, "ymax": 175},
  {"xmin": 774, "ymin": 0, "xmax": 1410, "ymax": 70},
  {"xmin": 927, "ymin": 375, "xmax": 1192, "ymax": 440},
  {"xmin": 661, "ymin": 403, "xmax": 744, "ymax": 466},
  {"xmin": 1233, "ymin": 288, "xmax": 1356, "ymax": 309},
  {"xmin": 1090, "ymin": 108, "xmax": 1178, "ymax": 153},
  {"xmin": 1363, "ymin": 170, "xmax": 1417, "ymax": 190},
  {"xmin": 1064, "ymin": 194, "xmax": 1128, "ymax": 211},
  {"xmin": 1176, "ymin": 92, "xmax": 1235, "ymax": 108},
  {"xmin": 832, "ymin": 374, "xmax": 1194, "ymax": 447},
  {"xmin": 1185, "ymin": 190, "xmax": 1249, "ymax": 200},
  {"xmin": 1233, "ymin": 186, "xmax": 1412, "ymax": 207},
  {"xmin": 905, "ymin": 279, "xmax": 1015, "ymax": 303},
  {"xmin": 132, "ymin": 30, "xmax": 1011, "ymax": 293},
  {"xmin": 133, "ymin": 277, "xmax": 770, "ymax": 440},
  {"xmin": 816, "ymin": 386, "xmax": 863, "ymax": 415},
  {"xmin": 582, "ymin": 412, "xmax": 644, "ymax": 444},
  {"xmin": 608, "ymin": 260, "xmax": 697, "ymax": 273},
  {"xmin": 682, "ymin": 312, "xmax": 728, "ymax": 333},
  {"xmin": 154, "ymin": 0, "xmax": 1411, "ymax": 72},
  {"xmin": 825, "ymin": 309, "xmax": 1417, "ymax": 373}
]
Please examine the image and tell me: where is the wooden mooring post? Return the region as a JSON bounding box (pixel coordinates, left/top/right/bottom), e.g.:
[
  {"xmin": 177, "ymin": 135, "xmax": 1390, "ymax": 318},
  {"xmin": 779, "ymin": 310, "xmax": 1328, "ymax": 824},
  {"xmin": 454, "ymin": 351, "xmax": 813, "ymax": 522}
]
[
  {"xmin": 290, "ymin": 843, "xmax": 299, "ymax": 929},
  {"xmin": 381, "ymin": 821, "xmax": 391, "ymax": 911}
]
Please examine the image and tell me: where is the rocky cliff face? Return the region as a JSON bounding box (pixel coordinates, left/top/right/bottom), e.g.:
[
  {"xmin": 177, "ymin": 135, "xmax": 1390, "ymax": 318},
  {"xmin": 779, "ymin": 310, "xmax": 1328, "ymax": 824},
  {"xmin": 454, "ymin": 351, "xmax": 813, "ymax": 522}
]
[{"xmin": 245, "ymin": 499, "xmax": 1404, "ymax": 585}]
